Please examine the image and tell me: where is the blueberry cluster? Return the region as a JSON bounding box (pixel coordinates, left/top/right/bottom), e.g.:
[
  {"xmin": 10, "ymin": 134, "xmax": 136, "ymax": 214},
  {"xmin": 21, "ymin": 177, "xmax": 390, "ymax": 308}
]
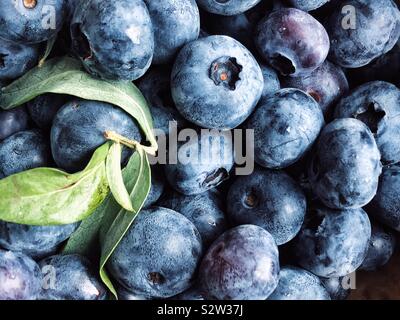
[{"xmin": 1, "ymin": 0, "xmax": 400, "ymax": 301}]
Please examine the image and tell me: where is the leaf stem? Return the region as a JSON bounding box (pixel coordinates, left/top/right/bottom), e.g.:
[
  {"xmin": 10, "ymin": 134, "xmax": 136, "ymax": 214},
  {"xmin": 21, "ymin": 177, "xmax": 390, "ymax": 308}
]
[{"xmin": 104, "ymin": 131, "xmax": 157, "ymax": 156}]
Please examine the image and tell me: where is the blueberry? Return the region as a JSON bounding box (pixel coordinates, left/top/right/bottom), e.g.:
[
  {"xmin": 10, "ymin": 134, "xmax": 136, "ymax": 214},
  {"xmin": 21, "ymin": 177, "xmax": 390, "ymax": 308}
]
[
  {"xmin": 117, "ymin": 286, "xmax": 149, "ymax": 300},
  {"xmin": 171, "ymin": 35, "xmax": 263, "ymax": 129},
  {"xmin": 164, "ymin": 130, "xmax": 234, "ymax": 195},
  {"xmin": 0, "ymin": 221, "xmax": 79, "ymax": 259},
  {"xmin": 359, "ymin": 222, "xmax": 396, "ymax": 271},
  {"xmin": 143, "ymin": 165, "xmax": 165, "ymax": 208},
  {"xmin": 367, "ymin": 164, "xmax": 400, "ymax": 231},
  {"xmin": 171, "ymin": 284, "xmax": 206, "ymax": 300},
  {"xmin": 0, "ymin": 0, "xmax": 67, "ymax": 44},
  {"xmin": 259, "ymin": 62, "xmax": 281, "ymax": 101},
  {"xmin": 287, "ymin": 0, "xmax": 329, "ymax": 11},
  {"xmin": 50, "ymin": 99, "xmax": 142, "ymax": 173},
  {"xmin": 27, "ymin": 94, "xmax": 70, "ymax": 129},
  {"xmin": 71, "ymin": 0, "xmax": 154, "ymax": 81},
  {"xmin": 159, "ymin": 190, "xmax": 228, "ymax": 248},
  {"xmin": 0, "ymin": 249, "xmax": 41, "ymax": 300},
  {"xmin": 282, "ymin": 61, "xmax": 349, "ymax": 118},
  {"xmin": 137, "ymin": 66, "xmax": 187, "ymax": 135},
  {"xmin": 268, "ymin": 266, "xmax": 331, "ymax": 300},
  {"xmin": 39, "ymin": 254, "xmax": 107, "ymax": 300},
  {"xmin": 196, "ymin": 0, "xmax": 262, "ymax": 16},
  {"xmin": 0, "ymin": 107, "xmax": 29, "ymax": 141},
  {"xmin": 334, "ymin": 81, "xmax": 400, "ymax": 165},
  {"xmin": 227, "ymin": 167, "xmax": 306, "ymax": 245},
  {"xmin": 143, "ymin": 0, "xmax": 200, "ymax": 64},
  {"xmin": 246, "ymin": 88, "xmax": 324, "ymax": 169},
  {"xmin": 320, "ymin": 277, "xmax": 350, "ymax": 300},
  {"xmin": 326, "ymin": 0, "xmax": 400, "ymax": 68},
  {"xmin": 292, "ymin": 205, "xmax": 371, "ymax": 278},
  {"xmin": 0, "ymin": 38, "xmax": 40, "ymax": 83},
  {"xmin": 309, "ymin": 118, "xmax": 382, "ymax": 209},
  {"xmin": 107, "ymin": 207, "xmax": 202, "ymax": 298},
  {"xmin": 198, "ymin": 225, "xmax": 279, "ymax": 300},
  {"xmin": 0, "ymin": 130, "xmax": 50, "ymax": 179},
  {"xmin": 255, "ymin": 8, "xmax": 330, "ymax": 77}
]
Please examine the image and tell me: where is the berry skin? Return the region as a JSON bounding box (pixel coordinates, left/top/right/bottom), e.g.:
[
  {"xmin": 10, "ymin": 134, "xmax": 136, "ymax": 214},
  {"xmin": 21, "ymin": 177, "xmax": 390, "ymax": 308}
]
[
  {"xmin": 198, "ymin": 225, "xmax": 280, "ymax": 300},
  {"xmin": 268, "ymin": 266, "xmax": 331, "ymax": 300},
  {"xmin": 0, "ymin": 107, "xmax": 30, "ymax": 141},
  {"xmin": 293, "ymin": 205, "xmax": 371, "ymax": 278},
  {"xmin": 143, "ymin": 165, "xmax": 165, "ymax": 208},
  {"xmin": 367, "ymin": 164, "xmax": 400, "ymax": 232},
  {"xmin": 334, "ymin": 81, "xmax": 400, "ymax": 165},
  {"xmin": 50, "ymin": 99, "xmax": 142, "ymax": 173},
  {"xmin": 171, "ymin": 35, "xmax": 263, "ymax": 129},
  {"xmin": 0, "ymin": 38, "xmax": 39, "ymax": 83},
  {"xmin": 0, "ymin": 0, "xmax": 67, "ymax": 44},
  {"xmin": 255, "ymin": 8, "xmax": 330, "ymax": 77},
  {"xmin": 0, "ymin": 222, "xmax": 78, "ymax": 260},
  {"xmin": 309, "ymin": 118, "xmax": 382, "ymax": 209},
  {"xmin": 0, "ymin": 250, "xmax": 41, "ymax": 300},
  {"xmin": 282, "ymin": 61, "xmax": 349, "ymax": 118},
  {"xmin": 246, "ymin": 88, "xmax": 324, "ymax": 169},
  {"xmin": 196, "ymin": 0, "xmax": 262, "ymax": 16},
  {"xmin": 143, "ymin": 0, "xmax": 200, "ymax": 64},
  {"xmin": 359, "ymin": 222, "xmax": 396, "ymax": 271},
  {"xmin": 159, "ymin": 190, "xmax": 228, "ymax": 248},
  {"xmin": 107, "ymin": 207, "xmax": 202, "ymax": 299},
  {"xmin": 0, "ymin": 130, "xmax": 50, "ymax": 179},
  {"xmin": 320, "ymin": 277, "xmax": 350, "ymax": 300},
  {"xmin": 326, "ymin": 0, "xmax": 400, "ymax": 68},
  {"xmin": 164, "ymin": 131, "xmax": 234, "ymax": 195},
  {"xmin": 39, "ymin": 254, "xmax": 107, "ymax": 300},
  {"xmin": 287, "ymin": 0, "xmax": 330, "ymax": 11},
  {"xmin": 71, "ymin": 0, "xmax": 154, "ymax": 81},
  {"xmin": 226, "ymin": 167, "xmax": 306, "ymax": 245}
]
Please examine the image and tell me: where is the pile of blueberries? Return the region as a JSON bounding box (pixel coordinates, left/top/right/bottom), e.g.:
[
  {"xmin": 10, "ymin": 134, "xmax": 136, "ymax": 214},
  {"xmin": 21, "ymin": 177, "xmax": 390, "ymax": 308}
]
[{"xmin": 1, "ymin": 0, "xmax": 400, "ymax": 300}]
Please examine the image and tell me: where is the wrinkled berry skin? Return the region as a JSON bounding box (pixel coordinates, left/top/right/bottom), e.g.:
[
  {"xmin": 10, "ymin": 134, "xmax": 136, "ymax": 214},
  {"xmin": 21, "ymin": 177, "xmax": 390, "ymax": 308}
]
[
  {"xmin": 359, "ymin": 222, "xmax": 396, "ymax": 271},
  {"xmin": 0, "ymin": 0, "xmax": 67, "ymax": 44},
  {"xmin": 107, "ymin": 207, "xmax": 202, "ymax": 299},
  {"xmin": 137, "ymin": 67, "xmax": 187, "ymax": 135},
  {"xmin": 197, "ymin": 0, "xmax": 262, "ymax": 16},
  {"xmin": 334, "ymin": 81, "xmax": 400, "ymax": 165},
  {"xmin": 0, "ymin": 222, "xmax": 78, "ymax": 260},
  {"xmin": 367, "ymin": 165, "xmax": 400, "ymax": 231},
  {"xmin": 293, "ymin": 205, "xmax": 371, "ymax": 278},
  {"xmin": 0, "ymin": 250, "xmax": 41, "ymax": 300},
  {"xmin": 320, "ymin": 277, "xmax": 350, "ymax": 300},
  {"xmin": 246, "ymin": 89, "xmax": 324, "ymax": 169},
  {"xmin": 144, "ymin": 0, "xmax": 200, "ymax": 64},
  {"xmin": 143, "ymin": 165, "xmax": 165, "ymax": 208},
  {"xmin": 309, "ymin": 119, "xmax": 381, "ymax": 209},
  {"xmin": 164, "ymin": 131, "xmax": 234, "ymax": 195},
  {"xmin": 199, "ymin": 225, "xmax": 279, "ymax": 300},
  {"xmin": 0, "ymin": 38, "xmax": 39, "ymax": 83},
  {"xmin": 227, "ymin": 167, "xmax": 306, "ymax": 245},
  {"xmin": 39, "ymin": 254, "xmax": 107, "ymax": 300},
  {"xmin": 268, "ymin": 266, "xmax": 330, "ymax": 300},
  {"xmin": 326, "ymin": 0, "xmax": 400, "ymax": 68},
  {"xmin": 71, "ymin": 0, "xmax": 154, "ymax": 81},
  {"xmin": 255, "ymin": 8, "xmax": 330, "ymax": 77},
  {"xmin": 51, "ymin": 99, "xmax": 142, "ymax": 173},
  {"xmin": 0, "ymin": 130, "xmax": 50, "ymax": 179},
  {"xmin": 27, "ymin": 94, "xmax": 70, "ymax": 129},
  {"xmin": 287, "ymin": 0, "xmax": 329, "ymax": 11},
  {"xmin": 282, "ymin": 61, "xmax": 349, "ymax": 118},
  {"xmin": 159, "ymin": 190, "xmax": 228, "ymax": 248},
  {"xmin": 171, "ymin": 35, "xmax": 263, "ymax": 129},
  {"xmin": 0, "ymin": 107, "xmax": 29, "ymax": 141}
]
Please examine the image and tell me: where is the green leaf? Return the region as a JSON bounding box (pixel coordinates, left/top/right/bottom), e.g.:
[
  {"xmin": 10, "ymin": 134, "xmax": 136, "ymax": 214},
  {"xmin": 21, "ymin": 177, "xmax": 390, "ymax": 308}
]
[
  {"xmin": 106, "ymin": 142, "xmax": 133, "ymax": 212},
  {"xmin": 38, "ymin": 36, "xmax": 57, "ymax": 67},
  {"xmin": 0, "ymin": 143, "xmax": 110, "ymax": 225},
  {"xmin": 0, "ymin": 56, "xmax": 157, "ymax": 152},
  {"xmin": 99, "ymin": 148, "xmax": 151, "ymax": 299}
]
